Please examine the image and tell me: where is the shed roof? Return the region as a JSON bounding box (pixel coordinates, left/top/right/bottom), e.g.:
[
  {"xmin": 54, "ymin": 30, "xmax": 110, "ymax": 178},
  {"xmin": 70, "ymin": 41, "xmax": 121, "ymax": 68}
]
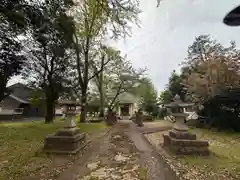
[
  {"xmin": 7, "ymin": 83, "xmax": 34, "ymax": 103},
  {"xmin": 164, "ymin": 102, "xmax": 194, "ymax": 108},
  {"xmin": 88, "ymin": 92, "xmax": 139, "ymax": 107},
  {"xmin": 116, "ymin": 92, "xmax": 139, "ymax": 104},
  {"xmin": 9, "ymin": 94, "xmax": 30, "ymax": 104},
  {"xmin": 58, "ymin": 100, "xmax": 81, "ymax": 106}
]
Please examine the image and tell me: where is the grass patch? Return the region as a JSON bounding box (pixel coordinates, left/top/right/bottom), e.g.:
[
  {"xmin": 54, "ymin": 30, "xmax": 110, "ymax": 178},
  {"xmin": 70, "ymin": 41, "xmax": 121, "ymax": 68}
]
[
  {"xmin": 177, "ymin": 128, "xmax": 240, "ymax": 179},
  {"xmin": 78, "ymin": 122, "xmax": 107, "ymax": 133},
  {"xmin": 138, "ymin": 167, "xmax": 148, "ymax": 180},
  {"xmin": 0, "ymin": 120, "xmax": 108, "ymax": 180}
]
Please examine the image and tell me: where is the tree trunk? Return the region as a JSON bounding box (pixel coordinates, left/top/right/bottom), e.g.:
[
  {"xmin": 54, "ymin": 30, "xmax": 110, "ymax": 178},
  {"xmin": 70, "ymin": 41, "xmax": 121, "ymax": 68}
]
[
  {"xmin": 108, "ymin": 82, "xmax": 123, "ymax": 110},
  {"xmin": 0, "ymin": 90, "xmax": 5, "ymax": 103},
  {"xmin": 99, "ymin": 97, "xmax": 104, "ymax": 117},
  {"xmin": 0, "ymin": 77, "xmax": 8, "ymax": 102},
  {"xmin": 80, "ymin": 88, "xmax": 87, "ymax": 123},
  {"xmin": 99, "ymin": 70, "xmax": 104, "ymax": 117},
  {"xmin": 79, "ymin": 36, "xmax": 90, "ymax": 123},
  {"xmin": 45, "ymin": 97, "xmax": 55, "ymax": 123}
]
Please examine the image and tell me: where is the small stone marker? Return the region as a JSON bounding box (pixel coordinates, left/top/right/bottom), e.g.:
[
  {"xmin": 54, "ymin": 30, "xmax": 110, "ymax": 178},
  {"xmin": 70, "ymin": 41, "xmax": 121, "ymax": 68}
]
[
  {"xmin": 43, "ymin": 118, "xmax": 86, "ymax": 154},
  {"xmin": 43, "ymin": 101, "xmax": 86, "ymax": 154},
  {"xmin": 135, "ymin": 109, "xmax": 144, "ymax": 127}
]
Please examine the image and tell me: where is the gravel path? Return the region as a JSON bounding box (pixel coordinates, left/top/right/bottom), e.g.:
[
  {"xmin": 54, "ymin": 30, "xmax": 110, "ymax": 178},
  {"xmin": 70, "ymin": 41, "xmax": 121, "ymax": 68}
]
[
  {"xmin": 56, "ymin": 122, "xmax": 148, "ymax": 180},
  {"xmin": 35, "ymin": 121, "xmax": 178, "ymax": 180},
  {"xmin": 128, "ymin": 122, "xmax": 177, "ymax": 180}
]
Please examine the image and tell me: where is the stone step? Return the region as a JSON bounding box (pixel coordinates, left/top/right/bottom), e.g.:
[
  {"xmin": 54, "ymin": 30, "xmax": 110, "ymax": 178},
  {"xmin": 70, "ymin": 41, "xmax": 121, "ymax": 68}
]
[
  {"xmin": 169, "ymin": 130, "xmax": 197, "ymax": 140},
  {"xmin": 163, "ymin": 134, "xmax": 209, "ymax": 147}
]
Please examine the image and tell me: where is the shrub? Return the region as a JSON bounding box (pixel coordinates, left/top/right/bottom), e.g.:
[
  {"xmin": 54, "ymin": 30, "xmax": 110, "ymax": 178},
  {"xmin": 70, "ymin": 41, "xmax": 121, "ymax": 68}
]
[{"xmin": 201, "ymin": 88, "xmax": 240, "ymax": 131}]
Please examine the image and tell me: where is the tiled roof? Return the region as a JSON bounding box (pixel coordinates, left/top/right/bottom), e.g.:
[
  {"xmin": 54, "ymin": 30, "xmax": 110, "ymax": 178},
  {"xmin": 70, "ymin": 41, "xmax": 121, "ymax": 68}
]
[
  {"xmin": 9, "ymin": 94, "xmax": 30, "ymax": 104},
  {"xmin": 116, "ymin": 92, "xmax": 139, "ymax": 104}
]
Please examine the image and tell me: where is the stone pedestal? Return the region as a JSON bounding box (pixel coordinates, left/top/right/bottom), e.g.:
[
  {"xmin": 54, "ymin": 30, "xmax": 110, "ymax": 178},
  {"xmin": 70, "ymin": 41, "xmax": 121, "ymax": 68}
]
[
  {"xmin": 163, "ymin": 123, "xmax": 209, "ymax": 155},
  {"xmin": 43, "ymin": 118, "xmax": 86, "ymax": 154},
  {"xmin": 136, "ymin": 111, "xmax": 144, "ymax": 127}
]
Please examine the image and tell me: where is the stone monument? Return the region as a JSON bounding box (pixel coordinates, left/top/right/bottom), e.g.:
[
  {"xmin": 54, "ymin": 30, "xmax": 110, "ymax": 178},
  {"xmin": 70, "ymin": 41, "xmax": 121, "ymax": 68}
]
[
  {"xmin": 136, "ymin": 109, "xmax": 144, "ymax": 127},
  {"xmin": 43, "ymin": 100, "xmax": 86, "ymax": 154},
  {"xmin": 163, "ymin": 95, "xmax": 209, "ymax": 155}
]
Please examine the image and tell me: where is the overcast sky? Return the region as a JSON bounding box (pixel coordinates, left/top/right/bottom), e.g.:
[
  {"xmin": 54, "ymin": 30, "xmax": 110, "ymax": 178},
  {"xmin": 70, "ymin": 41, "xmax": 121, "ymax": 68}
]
[
  {"xmin": 110, "ymin": 0, "xmax": 240, "ymax": 93},
  {"xmin": 9, "ymin": 0, "xmax": 240, "ymax": 93}
]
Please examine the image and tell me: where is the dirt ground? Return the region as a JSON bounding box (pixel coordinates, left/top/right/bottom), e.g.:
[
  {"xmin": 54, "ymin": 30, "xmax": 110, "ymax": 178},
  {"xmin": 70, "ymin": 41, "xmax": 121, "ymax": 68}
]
[
  {"xmin": 25, "ymin": 121, "xmax": 176, "ymax": 180},
  {"xmin": 56, "ymin": 122, "xmax": 147, "ymax": 180}
]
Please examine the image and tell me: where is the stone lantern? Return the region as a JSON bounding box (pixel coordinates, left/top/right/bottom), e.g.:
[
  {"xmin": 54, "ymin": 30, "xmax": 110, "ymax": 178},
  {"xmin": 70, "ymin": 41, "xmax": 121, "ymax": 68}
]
[
  {"xmin": 163, "ymin": 95, "xmax": 209, "ymax": 155},
  {"xmin": 61, "ymin": 100, "xmax": 78, "ymax": 125},
  {"xmin": 165, "ymin": 94, "xmax": 190, "ymax": 128},
  {"xmin": 43, "ymin": 100, "xmax": 86, "ymax": 154}
]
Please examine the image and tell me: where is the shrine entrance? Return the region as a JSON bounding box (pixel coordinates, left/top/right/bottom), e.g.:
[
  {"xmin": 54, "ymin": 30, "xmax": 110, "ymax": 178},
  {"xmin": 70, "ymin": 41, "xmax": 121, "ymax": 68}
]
[{"xmin": 120, "ymin": 104, "xmax": 130, "ymax": 116}]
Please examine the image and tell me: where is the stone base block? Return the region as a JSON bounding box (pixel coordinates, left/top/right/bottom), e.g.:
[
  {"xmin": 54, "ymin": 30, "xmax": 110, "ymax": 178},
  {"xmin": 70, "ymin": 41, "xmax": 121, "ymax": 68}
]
[
  {"xmin": 55, "ymin": 127, "xmax": 81, "ymax": 136},
  {"xmin": 170, "ymin": 137, "xmax": 209, "ymax": 147},
  {"xmin": 43, "ymin": 132, "xmax": 86, "ymax": 154},
  {"xmin": 163, "ymin": 134, "xmax": 171, "ymax": 146},
  {"xmin": 169, "ymin": 145, "xmax": 210, "ymax": 156},
  {"xmin": 162, "ymin": 134, "xmax": 209, "ymax": 156},
  {"xmin": 169, "ymin": 129, "xmax": 197, "ymax": 140},
  {"xmin": 164, "ymin": 134, "xmax": 209, "ymax": 147}
]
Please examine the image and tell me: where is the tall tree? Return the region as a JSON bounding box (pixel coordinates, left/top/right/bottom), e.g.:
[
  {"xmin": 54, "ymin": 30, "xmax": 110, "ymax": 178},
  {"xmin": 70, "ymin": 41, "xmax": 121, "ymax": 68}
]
[
  {"xmin": 168, "ymin": 70, "xmax": 186, "ymax": 100},
  {"xmin": 159, "ymin": 89, "xmax": 172, "ymax": 104},
  {"xmin": 23, "ymin": 0, "xmax": 73, "ymax": 123},
  {"xmin": 135, "ymin": 77, "xmax": 158, "ymax": 115},
  {"xmin": 91, "ymin": 46, "xmax": 120, "ymax": 117},
  {"xmin": 105, "ymin": 57, "xmax": 144, "ymax": 111},
  {"xmin": 0, "ymin": 0, "xmax": 30, "ymax": 102},
  {"xmin": 181, "ymin": 35, "xmax": 240, "ymax": 104},
  {"xmin": 159, "ymin": 70, "xmax": 186, "ymax": 105},
  {"xmin": 70, "ymin": 0, "xmax": 140, "ymax": 122},
  {"xmin": 0, "ymin": 29, "xmax": 26, "ymax": 102}
]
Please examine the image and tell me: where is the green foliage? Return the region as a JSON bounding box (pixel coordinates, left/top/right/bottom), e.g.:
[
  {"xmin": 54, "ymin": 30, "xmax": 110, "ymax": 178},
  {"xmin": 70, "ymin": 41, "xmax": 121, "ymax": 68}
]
[
  {"xmin": 137, "ymin": 166, "xmax": 148, "ymax": 180},
  {"xmin": 176, "ymin": 34, "xmax": 240, "ymax": 131},
  {"xmin": 179, "ymin": 34, "xmax": 240, "ymax": 131},
  {"xmin": 69, "ymin": 0, "xmax": 141, "ymax": 122},
  {"xmin": 30, "ymin": 89, "xmax": 45, "ymax": 106},
  {"xmin": 21, "ymin": 0, "xmax": 74, "ymax": 123},
  {"xmin": 181, "ymin": 34, "xmax": 240, "ymax": 104},
  {"xmin": 135, "ymin": 78, "xmax": 158, "ymax": 116},
  {"xmin": 160, "ymin": 34, "xmax": 240, "ymax": 131},
  {"xmin": 159, "ymin": 90, "xmax": 172, "ymax": 104},
  {"xmin": 0, "ymin": 0, "xmax": 30, "ymax": 102},
  {"xmin": 136, "ymin": 78, "xmax": 158, "ymax": 102},
  {"xmin": 168, "ymin": 71, "xmax": 186, "ymax": 100},
  {"xmin": 200, "ymin": 88, "xmax": 240, "ymax": 131},
  {"xmin": 159, "ymin": 71, "xmax": 185, "ymax": 105},
  {"xmin": 100, "ymin": 56, "xmax": 145, "ymax": 110}
]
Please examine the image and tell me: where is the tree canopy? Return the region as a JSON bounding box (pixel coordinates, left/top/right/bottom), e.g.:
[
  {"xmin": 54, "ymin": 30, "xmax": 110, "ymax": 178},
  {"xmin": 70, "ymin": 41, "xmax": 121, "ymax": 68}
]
[
  {"xmin": 161, "ymin": 34, "xmax": 240, "ymax": 131},
  {"xmin": 0, "ymin": 0, "xmax": 30, "ymax": 101},
  {"xmin": 158, "ymin": 70, "xmax": 185, "ymax": 104},
  {"xmin": 0, "ymin": 0, "xmax": 142, "ymax": 123}
]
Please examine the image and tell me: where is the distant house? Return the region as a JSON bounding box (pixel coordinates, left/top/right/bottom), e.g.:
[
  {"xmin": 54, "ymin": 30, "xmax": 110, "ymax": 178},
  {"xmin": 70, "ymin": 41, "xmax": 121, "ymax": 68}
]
[{"xmin": 0, "ymin": 83, "xmax": 45, "ymax": 117}]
